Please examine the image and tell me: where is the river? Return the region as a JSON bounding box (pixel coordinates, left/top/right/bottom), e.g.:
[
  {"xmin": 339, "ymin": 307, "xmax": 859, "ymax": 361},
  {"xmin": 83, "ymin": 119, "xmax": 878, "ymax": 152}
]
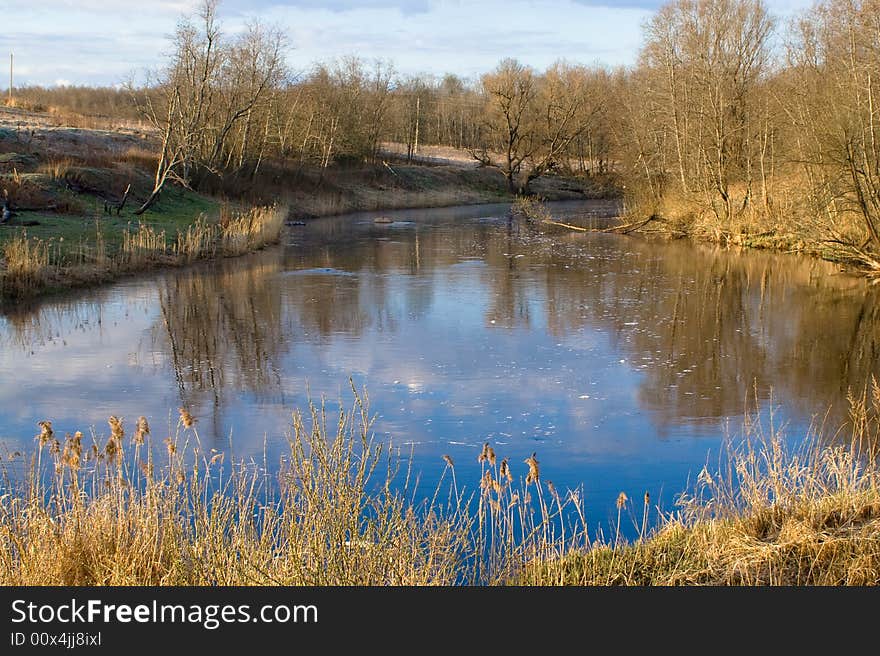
[{"xmin": 2, "ymin": 200, "xmax": 878, "ymax": 535}]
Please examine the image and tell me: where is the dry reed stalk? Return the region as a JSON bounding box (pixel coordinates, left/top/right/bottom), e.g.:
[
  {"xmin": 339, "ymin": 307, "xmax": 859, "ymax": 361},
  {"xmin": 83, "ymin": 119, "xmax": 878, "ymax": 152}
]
[
  {"xmin": 4, "ymin": 384, "xmax": 880, "ymax": 586},
  {"xmin": 0, "ymin": 232, "xmax": 51, "ymax": 298}
]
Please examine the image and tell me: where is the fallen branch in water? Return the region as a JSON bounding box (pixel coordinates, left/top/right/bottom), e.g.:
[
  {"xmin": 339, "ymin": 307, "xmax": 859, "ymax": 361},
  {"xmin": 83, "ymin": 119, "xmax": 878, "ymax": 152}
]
[
  {"xmin": 541, "ymin": 219, "xmax": 590, "ymax": 232},
  {"xmin": 600, "ymin": 214, "xmax": 660, "ymax": 234},
  {"xmin": 820, "ymin": 237, "xmax": 880, "ymax": 272},
  {"xmin": 541, "ymin": 213, "xmax": 659, "ymax": 235}
]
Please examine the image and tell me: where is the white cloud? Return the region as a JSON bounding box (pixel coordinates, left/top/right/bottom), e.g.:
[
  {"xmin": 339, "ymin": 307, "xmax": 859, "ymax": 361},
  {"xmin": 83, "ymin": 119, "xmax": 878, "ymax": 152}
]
[
  {"xmin": 3, "ymin": 0, "xmax": 196, "ymax": 12},
  {"xmin": 0, "ymin": 0, "xmax": 824, "ymax": 86},
  {"xmin": 252, "ymin": 0, "xmax": 650, "ymax": 77}
]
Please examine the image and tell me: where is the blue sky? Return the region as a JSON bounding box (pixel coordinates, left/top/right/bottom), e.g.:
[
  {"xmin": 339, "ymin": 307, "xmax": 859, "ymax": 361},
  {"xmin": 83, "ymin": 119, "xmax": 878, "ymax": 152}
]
[{"xmin": 0, "ymin": 0, "xmax": 814, "ymax": 87}]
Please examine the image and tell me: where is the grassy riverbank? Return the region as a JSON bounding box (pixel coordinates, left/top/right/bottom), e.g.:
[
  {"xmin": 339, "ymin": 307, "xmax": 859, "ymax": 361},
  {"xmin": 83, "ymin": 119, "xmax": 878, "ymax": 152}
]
[
  {"xmin": 2, "ymin": 384, "xmax": 878, "ymax": 586},
  {"xmin": 269, "ymin": 160, "xmax": 604, "ymax": 221},
  {"xmin": 0, "ymin": 108, "xmax": 290, "ymax": 299},
  {"xmin": 0, "ymin": 168, "xmax": 598, "ymax": 301},
  {"xmin": 622, "ymin": 178, "xmax": 880, "ymax": 279},
  {"xmin": 0, "ymin": 203, "xmax": 286, "ymax": 299}
]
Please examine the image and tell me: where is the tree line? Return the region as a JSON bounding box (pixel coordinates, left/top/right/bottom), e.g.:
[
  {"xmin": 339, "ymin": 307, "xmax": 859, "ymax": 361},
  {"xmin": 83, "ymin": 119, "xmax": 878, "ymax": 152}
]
[
  {"xmin": 616, "ymin": 0, "xmax": 880, "ymax": 269},
  {"xmin": 11, "ymin": 0, "xmax": 880, "ymax": 264}
]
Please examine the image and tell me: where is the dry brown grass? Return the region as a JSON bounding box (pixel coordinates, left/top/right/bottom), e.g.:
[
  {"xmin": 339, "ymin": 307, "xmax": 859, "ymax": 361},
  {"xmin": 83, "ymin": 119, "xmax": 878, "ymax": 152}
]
[
  {"xmin": 119, "ymin": 223, "xmax": 170, "ymax": 268},
  {"xmin": 626, "ymin": 171, "xmax": 880, "ymax": 277},
  {"xmin": 172, "ymin": 204, "xmax": 287, "ymax": 263},
  {"xmin": 0, "ymin": 174, "xmax": 57, "ymax": 210},
  {"xmin": 521, "ymin": 382, "xmax": 880, "ymax": 585},
  {"xmin": 217, "ymin": 203, "xmax": 286, "ymax": 255},
  {"xmin": 36, "ymin": 158, "xmax": 74, "ymax": 181},
  {"xmin": 0, "ymin": 390, "xmax": 475, "ymax": 585},
  {"xmin": 2, "ymin": 382, "xmax": 879, "ymax": 586},
  {"xmin": 0, "ymin": 384, "xmax": 593, "ymax": 585},
  {"xmin": 119, "ymin": 146, "xmax": 158, "ymax": 170},
  {"xmin": 0, "ymin": 232, "xmax": 50, "ymax": 298}
]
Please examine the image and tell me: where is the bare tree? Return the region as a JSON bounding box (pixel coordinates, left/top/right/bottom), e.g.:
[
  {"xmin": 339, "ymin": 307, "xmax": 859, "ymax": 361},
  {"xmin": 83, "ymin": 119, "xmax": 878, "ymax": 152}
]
[
  {"xmin": 132, "ymin": 0, "xmax": 286, "ymax": 214},
  {"xmin": 204, "ymin": 21, "xmax": 287, "ymax": 174},
  {"xmin": 471, "ymin": 59, "xmax": 599, "ymax": 194},
  {"xmin": 787, "ymin": 0, "xmax": 880, "ymax": 257},
  {"xmin": 638, "ymin": 0, "xmax": 774, "ymax": 222},
  {"xmin": 132, "ymin": 0, "xmax": 222, "ymax": 214},
  {"xmin": 471, "ymin": 59, "xmax": 539, "ymax": 193}
]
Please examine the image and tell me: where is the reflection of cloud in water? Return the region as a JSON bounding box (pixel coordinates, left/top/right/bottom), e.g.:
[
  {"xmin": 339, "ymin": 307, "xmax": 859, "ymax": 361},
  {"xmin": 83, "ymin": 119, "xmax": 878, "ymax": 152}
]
[{"xmin": 2, "ymin": 201, "xmax": 879, "ymax": 516}]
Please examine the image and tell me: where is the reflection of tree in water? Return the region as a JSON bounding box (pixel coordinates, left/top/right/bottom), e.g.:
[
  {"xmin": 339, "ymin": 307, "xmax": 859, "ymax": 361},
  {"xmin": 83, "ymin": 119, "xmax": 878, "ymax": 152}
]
[
  {"xmin": 153, "ymin": 210, "xmax": 880, "ymax": 443},
  {"xmin": 281, "ymin": 273, "xmax": 372, "ymax": 337},
  {"xmin": 536, "ymin": 234, "xmax": 880, "ymax": 432},
  {"xmin": 0, "ymin": 293, "xmax": 115, "ymax": 351},
  {"xmin": 285, "ymin": 213, "xmax": 880, "ymax": 438},
  {"xmin": 155, "ymin": 253, "xmax": 288, "ymax": 435},
  {"xmin": 482, "ymin": 217, "xmax": 532, "ymax": 328},
  {"xmin": 282, "ymin": 223, "xmax": 477, "ymax": 336}
]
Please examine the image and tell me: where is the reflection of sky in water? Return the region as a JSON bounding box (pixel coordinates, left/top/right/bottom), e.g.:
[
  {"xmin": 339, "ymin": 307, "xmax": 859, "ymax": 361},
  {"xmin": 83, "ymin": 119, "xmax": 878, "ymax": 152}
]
[{"xmin": 2, "ymin": 200, "xmax": 879, "ymax": 536}]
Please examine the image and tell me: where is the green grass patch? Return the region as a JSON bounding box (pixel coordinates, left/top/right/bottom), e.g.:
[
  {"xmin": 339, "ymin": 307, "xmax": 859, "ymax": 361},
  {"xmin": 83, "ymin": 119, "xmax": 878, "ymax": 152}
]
[{"xmin": 0, "ymin": 186, "xmax": 219, "ymax": 263}]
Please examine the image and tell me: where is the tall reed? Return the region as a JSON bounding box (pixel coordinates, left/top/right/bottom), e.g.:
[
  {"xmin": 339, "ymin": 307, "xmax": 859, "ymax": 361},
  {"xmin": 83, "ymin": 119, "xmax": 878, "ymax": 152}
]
[
  {"xmin": 0, "ymin": 385, "xmax": 591, "ymax": 585},
  {"xmin": 521, "ymin": 380, "xmax": 880, "ymax": 585},
  {"xmin": 0, "ymin": 232, "xmax": 51, "ymax": 298},
  {"xmin": 2, "ymin": 381, "xmax": 880, "ymax": 585}
]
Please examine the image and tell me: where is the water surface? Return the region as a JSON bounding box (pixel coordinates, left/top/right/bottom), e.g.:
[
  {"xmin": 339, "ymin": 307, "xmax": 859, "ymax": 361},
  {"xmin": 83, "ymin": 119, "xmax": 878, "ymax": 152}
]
[{"xmin": 2, "ymin": 200, "xmax": 878, "ymax": 532}]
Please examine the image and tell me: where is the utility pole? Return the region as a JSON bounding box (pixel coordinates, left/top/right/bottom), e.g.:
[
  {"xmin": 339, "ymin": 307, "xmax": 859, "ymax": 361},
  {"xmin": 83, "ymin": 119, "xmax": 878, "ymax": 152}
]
[{"xmin": 413, "ymin": 95, "xmax": 420, "ymax": 157}]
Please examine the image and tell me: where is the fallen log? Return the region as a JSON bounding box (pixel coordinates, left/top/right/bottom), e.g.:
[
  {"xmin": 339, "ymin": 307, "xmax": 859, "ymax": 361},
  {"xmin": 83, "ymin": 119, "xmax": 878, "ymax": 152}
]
[
  {"xmin": 7, "ymin": 204, "xmax": 57, "ymax": 212},
  {"xmin": 601, "ymin": 214, "xmax": 659, "ymax": 234},
  {"xmin": 542, "ymin": 219, "xmax": 590, "ymax": 232},
  {"xmin": 541, "ymin": 213, "xmax": 659, "ymax": 234}
]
